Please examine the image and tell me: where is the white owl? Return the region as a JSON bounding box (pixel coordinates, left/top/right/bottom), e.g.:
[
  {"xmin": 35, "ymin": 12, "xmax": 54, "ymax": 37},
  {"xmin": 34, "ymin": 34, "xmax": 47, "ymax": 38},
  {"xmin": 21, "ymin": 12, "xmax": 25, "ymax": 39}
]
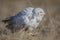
[{"xmin": 2, "ymin": 7, "xmax": 45, "ymax": 32}]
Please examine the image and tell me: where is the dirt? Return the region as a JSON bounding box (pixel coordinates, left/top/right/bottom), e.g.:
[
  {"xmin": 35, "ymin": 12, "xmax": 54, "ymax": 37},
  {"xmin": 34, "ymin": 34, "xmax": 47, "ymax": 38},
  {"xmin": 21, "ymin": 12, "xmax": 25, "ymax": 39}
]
[{"xmin": 0, "ymin": 0, "xmax": 60, "ymax": 40}]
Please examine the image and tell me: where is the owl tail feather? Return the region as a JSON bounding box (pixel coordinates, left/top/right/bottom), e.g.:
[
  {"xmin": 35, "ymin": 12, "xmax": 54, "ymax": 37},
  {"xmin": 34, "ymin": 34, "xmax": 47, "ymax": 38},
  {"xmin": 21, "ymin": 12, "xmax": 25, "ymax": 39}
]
[{"xmin": 2, "ymin": 18, "xmax": 11, "ymax": 23}]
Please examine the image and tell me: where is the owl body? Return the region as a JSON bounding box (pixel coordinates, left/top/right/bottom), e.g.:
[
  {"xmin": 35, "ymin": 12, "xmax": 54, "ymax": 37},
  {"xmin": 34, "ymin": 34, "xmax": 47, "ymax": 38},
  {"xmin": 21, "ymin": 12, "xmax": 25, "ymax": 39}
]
[{"xmin": 2, "ymin": 7, "xmax": 45, "ymax": 32}]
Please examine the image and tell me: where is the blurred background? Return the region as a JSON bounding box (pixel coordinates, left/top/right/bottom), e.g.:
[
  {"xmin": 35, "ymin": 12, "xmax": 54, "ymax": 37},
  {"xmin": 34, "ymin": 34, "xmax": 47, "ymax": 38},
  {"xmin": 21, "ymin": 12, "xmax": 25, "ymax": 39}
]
[{"xmin": 0, "ymin": 0, "xmax": 60, "ymax": 40}]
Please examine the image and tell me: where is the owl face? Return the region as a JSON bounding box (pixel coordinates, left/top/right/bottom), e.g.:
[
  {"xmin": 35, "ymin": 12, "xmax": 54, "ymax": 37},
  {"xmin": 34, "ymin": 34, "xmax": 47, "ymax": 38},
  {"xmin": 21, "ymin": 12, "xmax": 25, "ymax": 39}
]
[{"xmin": 34, "ymin": 8, "xmax": 45, "ymax": 17}]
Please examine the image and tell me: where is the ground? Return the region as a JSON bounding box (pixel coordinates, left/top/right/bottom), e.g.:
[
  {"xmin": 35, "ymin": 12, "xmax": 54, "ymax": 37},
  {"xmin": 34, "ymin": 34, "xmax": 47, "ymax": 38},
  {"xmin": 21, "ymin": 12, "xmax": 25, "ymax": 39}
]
[{"xmin": 0, "ymin": 0, "xmax": 60, "ymax": 40}]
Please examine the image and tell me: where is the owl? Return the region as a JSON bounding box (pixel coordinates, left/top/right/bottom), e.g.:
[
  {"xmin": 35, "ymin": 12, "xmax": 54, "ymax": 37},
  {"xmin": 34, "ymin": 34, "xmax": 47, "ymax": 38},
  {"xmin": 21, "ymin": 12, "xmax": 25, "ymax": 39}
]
[{"xmin": 2, "ymin": 7, "xmax": 45, "ymax": 32}]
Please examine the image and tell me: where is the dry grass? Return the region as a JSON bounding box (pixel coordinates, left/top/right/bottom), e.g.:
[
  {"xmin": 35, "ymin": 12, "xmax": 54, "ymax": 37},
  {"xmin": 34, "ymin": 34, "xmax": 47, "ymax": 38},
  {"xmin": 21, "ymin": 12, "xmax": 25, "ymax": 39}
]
[{"xmin": 0, "ymin": 0, "xmax": 60, "ymax": 40}]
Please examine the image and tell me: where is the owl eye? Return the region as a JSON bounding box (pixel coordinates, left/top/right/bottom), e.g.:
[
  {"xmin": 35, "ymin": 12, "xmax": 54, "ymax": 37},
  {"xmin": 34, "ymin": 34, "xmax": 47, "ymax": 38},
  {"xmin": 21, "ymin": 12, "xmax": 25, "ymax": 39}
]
[
  {"xmin": 37, "ymin": 20, "xmax": 40, "ymax": 23},
  {"xmin": 40, "ymin": 11, "xmax": 42, "ymax": 13}
]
